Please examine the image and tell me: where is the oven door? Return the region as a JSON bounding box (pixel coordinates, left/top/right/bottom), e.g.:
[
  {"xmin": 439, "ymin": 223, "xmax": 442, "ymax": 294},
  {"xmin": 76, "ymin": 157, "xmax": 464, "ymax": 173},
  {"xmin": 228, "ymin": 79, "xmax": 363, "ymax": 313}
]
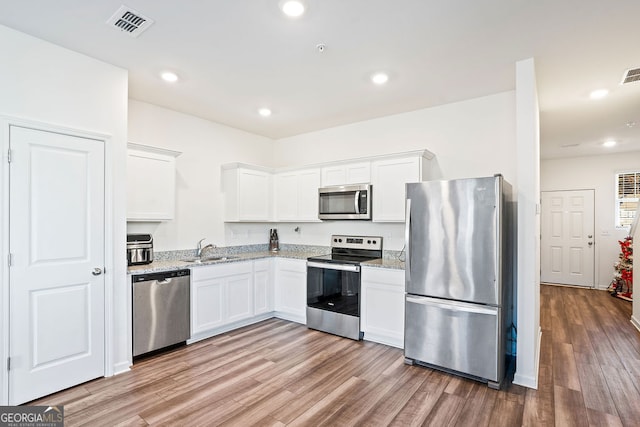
[{"xmin": 306, "ymin": 261, "xmax": 361, "ymax": 316}]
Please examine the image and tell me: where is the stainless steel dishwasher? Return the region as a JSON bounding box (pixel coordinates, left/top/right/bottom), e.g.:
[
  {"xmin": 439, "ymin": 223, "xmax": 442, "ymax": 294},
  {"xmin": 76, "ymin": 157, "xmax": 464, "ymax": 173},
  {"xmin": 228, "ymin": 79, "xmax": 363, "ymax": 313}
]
[{"xmin": 132, "ymin": 269, "xmax": 190, "ymax": 357}]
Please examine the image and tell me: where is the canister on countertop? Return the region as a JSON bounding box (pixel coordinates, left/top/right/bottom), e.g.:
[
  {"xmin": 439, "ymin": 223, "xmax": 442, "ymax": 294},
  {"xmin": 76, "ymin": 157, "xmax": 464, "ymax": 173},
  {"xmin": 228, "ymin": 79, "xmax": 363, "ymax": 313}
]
[{"xmin": 269, "ymin": 228, "xmax": 279, "ymax": 252}]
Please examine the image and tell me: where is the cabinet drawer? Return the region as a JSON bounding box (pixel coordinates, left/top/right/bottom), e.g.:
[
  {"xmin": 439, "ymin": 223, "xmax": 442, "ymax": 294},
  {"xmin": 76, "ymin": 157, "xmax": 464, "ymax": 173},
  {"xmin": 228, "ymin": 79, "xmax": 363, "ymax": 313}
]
[{"xmin": 191, "ymin": 261, "xmax": 252, "ymax": 281}]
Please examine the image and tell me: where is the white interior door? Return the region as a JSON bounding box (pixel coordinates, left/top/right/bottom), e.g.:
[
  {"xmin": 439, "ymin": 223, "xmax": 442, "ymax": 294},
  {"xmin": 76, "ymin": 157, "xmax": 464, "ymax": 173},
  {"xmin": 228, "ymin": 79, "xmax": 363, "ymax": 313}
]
[
  {"xmin": 540, "ymin": 190, "xmax": 595, "ymax": 287},
  {"xmin": 8, "ymin": 126, "xmax": 105, "ymax": 405}
]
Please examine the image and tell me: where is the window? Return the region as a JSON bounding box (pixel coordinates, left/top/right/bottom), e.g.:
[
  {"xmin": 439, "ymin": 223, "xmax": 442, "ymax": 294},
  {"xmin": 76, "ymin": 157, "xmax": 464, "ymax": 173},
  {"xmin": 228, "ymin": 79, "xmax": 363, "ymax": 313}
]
[{"xmin": 615, "ymin": 171, "xmax": 640, "ymax": 228}]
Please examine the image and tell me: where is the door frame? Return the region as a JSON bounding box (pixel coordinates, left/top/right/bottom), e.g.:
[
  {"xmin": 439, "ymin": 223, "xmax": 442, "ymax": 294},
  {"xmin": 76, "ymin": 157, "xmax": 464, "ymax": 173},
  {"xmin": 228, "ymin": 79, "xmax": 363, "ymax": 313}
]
[
  {"xmin": 0, "ymin": 116, "xmax": 116, "ymax": 405},
  {"xmin": 540, "ymin": 188, "xmax": 596, "ymax": 288}
]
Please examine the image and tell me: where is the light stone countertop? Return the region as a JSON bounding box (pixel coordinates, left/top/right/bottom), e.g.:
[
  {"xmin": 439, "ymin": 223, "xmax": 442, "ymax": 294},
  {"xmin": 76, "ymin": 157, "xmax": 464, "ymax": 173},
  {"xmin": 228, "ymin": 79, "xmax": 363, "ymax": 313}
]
[{"xmin": 127, "ymin": 245, "xmax": 405, "ymax": 275}]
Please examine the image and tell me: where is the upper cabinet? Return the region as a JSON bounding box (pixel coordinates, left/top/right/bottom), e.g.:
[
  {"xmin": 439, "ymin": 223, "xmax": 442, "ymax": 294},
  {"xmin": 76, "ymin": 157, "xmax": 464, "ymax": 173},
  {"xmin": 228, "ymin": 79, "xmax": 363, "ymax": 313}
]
[
  {"xmin": 221, "ymin": 149, "xmax": 435, "ymax": 223},
  {"xmin": 275, "ymin": 168, "xmax": 321, "ymax": 222},
  {"xmin": 127, "ymin": 143, "xmax": 181, "ymax": 221},
  {"xmin": 321, "ymin": 162, "xmax": 371, "ymax": 186},
  {"xmin": 371, "ymin": 152, "xmax": 433, "ymax": 222},
  {"xmin": 223, "ymin": 165, "xmax": 272, "ymax": 222}
]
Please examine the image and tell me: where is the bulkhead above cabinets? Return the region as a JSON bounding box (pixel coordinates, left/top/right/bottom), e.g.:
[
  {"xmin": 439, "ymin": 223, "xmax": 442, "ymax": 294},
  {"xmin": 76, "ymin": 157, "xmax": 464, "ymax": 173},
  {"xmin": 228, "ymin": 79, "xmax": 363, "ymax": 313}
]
[{"xmin": 127, "ymin": 143, "xmax": 181, "ymax": 222}]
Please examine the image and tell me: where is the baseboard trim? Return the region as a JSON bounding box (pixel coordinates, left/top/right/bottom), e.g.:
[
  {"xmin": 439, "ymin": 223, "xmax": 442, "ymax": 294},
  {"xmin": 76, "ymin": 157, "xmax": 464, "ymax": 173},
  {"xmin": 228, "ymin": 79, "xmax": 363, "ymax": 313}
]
[
  {"xmin": 273, "ymin": 311, "xmax": 305, "ymax": 325},
  {"xmin": 631, "ymin": 315, "xmax": 640, "ymax": 332},
  {"xmin": 363, "ymin": 332, "xmax": 404, "ymax": 349},
  {"xmin": 112, "ymin": 361, "xmax": 131, "ymax": 376},
  {"xmin": 188, "ymin": 313, "xmax": 274, "ymax": 344},
  {"xmin": 513, "ymin": 326, "xmax": 541, "ymax": 390}
]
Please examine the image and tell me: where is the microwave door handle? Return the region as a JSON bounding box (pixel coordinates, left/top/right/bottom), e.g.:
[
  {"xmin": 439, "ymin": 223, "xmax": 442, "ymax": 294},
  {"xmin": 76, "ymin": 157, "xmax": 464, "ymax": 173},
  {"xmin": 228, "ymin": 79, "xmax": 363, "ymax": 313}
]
[{"xmin": 354, "ymin": 190, "xmax": 361, "ymax": 214}]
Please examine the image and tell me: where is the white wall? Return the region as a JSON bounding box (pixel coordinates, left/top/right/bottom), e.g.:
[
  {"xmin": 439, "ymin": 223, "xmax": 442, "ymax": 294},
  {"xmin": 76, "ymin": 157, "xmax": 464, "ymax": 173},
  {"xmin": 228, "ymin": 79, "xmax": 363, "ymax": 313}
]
[
  {"xmin": 274, "ymin": 91, "xmax": 517, "ymax": 185},
  {"xmin": 127, "ymin": 100, "xmax": 275, "ymax": 251},
  {"xmin": 514, "ymin": 58, "xmax": 541, "ymax": 389},
  {"xmin": 263, "ymin": 91, "xmax": 517, "ymax": 251},
  {"xmin": 0, "ymin": 25, "xmax": 128, "ymax": 401},
  {"xmin": 541, "ymin": 152, "xmax": 640, "ymax": 289}
]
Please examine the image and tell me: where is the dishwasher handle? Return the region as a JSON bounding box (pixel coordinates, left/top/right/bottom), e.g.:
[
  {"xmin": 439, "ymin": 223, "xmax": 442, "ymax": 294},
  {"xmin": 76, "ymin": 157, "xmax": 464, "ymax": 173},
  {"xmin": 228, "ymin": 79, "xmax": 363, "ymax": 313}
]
[{"xmin": 132, "ymin": 269, "xmax": 190, "ymax": 283}]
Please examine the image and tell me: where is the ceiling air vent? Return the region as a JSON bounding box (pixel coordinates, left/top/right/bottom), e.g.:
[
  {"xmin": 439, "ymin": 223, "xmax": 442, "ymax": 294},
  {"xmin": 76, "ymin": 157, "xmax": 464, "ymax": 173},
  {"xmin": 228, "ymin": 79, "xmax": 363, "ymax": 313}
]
[
  {"xmin": 106, "ymin": 5, "xmax": 154, "ymax": 38},
  {"xmin": 621, "ymin": 68, "xmax": 640, "ymax": 85}
]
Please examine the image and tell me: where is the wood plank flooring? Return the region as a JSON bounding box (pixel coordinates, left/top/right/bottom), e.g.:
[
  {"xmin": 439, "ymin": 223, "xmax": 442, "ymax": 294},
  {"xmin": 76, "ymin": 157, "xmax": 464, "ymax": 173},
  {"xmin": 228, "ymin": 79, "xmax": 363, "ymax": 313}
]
[{"xmin": 31, "ymin": 285, "xmax": 640, "ymax": 426}]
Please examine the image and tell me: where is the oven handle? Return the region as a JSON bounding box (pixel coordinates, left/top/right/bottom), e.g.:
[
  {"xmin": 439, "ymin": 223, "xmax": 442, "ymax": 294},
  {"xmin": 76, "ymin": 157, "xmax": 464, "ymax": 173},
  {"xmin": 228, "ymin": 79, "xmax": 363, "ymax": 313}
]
[
  {"xmin": 307, "ymin": 261, "xmax": 360, "ymax": 272},
  {"xmin": 354, "ymin": 190, "xmax": 361, "ymax": 214}
]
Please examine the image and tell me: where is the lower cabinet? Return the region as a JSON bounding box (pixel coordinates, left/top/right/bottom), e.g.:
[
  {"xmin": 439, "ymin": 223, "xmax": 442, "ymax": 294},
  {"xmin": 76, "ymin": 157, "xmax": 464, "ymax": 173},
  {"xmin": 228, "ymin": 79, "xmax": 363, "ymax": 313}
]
[
  {"xmin": 253, "ymin": 258, "xmax": 274, "ymax": 315},
  {"xmin": 191, "ymin": 261, "xmax": 253, "ymax": 336},
  {"xmin": 361, "ymin": 266, "xmax": 405, "ymax": 348},
  {"xmin": 273, "ymin": 258, "xmax": 307, "ymax": 324}
]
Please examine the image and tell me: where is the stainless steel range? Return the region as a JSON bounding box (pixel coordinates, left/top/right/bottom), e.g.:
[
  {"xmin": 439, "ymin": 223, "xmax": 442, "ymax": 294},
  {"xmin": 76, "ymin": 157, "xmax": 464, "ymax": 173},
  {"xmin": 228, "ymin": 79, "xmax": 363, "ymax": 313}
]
[{"xmin": 306, "ymin": 235, "xmax": 383, "ymax": 340}]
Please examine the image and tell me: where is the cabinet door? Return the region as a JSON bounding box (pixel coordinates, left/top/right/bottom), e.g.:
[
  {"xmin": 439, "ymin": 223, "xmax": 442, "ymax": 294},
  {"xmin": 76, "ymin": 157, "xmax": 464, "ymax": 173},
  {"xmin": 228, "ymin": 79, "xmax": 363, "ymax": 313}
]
[
  {"xmin": 371, "ymin": 157, "xmax": 420, "ymax": 222},
  {"xmin": 254, "ymin": 259, "xmax": 273, "ymax": 315},
  {"xmin": 321, "ymin": 165, "xmax": 347, "ymax": 186},
  {"xmin": 345, "ymin": 162, "xmax": 371, "ymax": 184},
  {"xmin": 275, "ymin": 172, "xmax": 299, "ymax": 220},
  {"xmin": 274, "ymin": 259, "xmax": 306, "ymax": 323},
  {"xmin": 238, "ymin": 169, "xmax": 271, "ymax": 221},
  {"xmin": 227, "ymin": 272, "xmax": 253, "ymax": 323},
  {"xmin": 127, "ymin": 147, "xmax": 177, "ymax": 221},
  {"xmin": 191, "ymin": 277, "xmax": 225, "ymax": 334},
  {"xmin": 297, "ymin": 169, "xmax": 321, "ymax": 220},
  {"xmin": 361, "ymin": 267, "xmax": 405, "ymax": 348},
  {"xmin": 321, "ymin": 162, "xmax": 370, "ymax": 186}
]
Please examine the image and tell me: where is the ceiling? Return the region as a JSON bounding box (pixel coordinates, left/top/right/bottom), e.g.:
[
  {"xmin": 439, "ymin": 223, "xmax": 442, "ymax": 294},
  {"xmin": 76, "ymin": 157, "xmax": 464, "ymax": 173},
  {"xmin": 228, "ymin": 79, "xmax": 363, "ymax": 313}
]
[{"xmin": 1, "ymin": 0, "xmax": 639, "ymax": 159}]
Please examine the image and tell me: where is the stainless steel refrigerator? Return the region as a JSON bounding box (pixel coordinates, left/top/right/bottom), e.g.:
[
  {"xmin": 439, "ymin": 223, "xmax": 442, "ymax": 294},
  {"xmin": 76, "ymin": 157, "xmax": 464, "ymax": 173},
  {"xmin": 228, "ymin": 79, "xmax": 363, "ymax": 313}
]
[{"xmin": 404, "ymin": 175, "xmax": 514, "ymax": 389}]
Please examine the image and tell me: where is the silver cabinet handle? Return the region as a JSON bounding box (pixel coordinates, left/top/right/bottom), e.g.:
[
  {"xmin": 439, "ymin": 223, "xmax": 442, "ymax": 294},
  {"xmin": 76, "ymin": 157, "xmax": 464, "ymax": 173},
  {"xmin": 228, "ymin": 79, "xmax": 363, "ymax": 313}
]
[{"xmin": 92, "ymin": 268, "xmax": 103, "ymax": 276}]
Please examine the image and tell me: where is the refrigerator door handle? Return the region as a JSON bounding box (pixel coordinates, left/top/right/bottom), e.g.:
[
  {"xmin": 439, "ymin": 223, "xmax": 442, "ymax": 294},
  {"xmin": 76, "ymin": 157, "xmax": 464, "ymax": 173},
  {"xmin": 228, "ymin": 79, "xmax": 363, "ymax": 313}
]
[
  {"xmin": 405, "ymin": 198, "xmax": 411, "ymax": 283},
  {"xmin": 406, "ymin": 295, "xmax": 498, "ymax": 315}
]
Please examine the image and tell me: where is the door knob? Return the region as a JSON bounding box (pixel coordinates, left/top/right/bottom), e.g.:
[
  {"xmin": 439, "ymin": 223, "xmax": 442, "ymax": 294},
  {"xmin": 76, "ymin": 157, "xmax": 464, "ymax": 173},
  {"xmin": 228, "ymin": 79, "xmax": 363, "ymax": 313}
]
[{"xmin": 92, "ymin": 268, "xmax": 103, "ymax": 276}]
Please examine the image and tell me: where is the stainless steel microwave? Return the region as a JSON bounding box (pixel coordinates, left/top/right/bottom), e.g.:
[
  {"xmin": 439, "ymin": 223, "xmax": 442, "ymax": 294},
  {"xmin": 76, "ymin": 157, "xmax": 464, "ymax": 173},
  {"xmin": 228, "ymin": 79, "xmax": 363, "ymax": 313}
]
[{"xmin": 318, "ymin": 184, "xmax": 371, "ymax": 220}]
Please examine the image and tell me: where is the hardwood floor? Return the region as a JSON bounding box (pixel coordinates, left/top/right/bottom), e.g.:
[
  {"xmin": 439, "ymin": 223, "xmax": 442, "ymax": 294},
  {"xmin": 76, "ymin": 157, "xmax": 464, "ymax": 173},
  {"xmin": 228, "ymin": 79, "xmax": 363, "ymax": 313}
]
[{"xmin": 31, "ymin": 285, "xmax": 639, "ymax": 426}]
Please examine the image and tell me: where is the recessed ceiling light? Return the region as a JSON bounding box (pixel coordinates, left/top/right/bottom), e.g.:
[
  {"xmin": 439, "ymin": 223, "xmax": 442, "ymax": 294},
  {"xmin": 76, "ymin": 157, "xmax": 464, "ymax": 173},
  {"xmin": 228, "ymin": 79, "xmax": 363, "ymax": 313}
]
[
  {"xmin": 161, "ymin": 71, "xmax": 179, "ymax": 83},
  {"xmin": 280, "ymin": 0, "xmax": 305, "ymax": 17},
  {"xmin": 371, "ymin": 72, "xmax": 389, "ymax": 85},
  {"xmin": 589, "ymin": 89, "xmax": 609, "ymax": 99},
  {"xmin": 258, "ymin": 108, "xmax": 272, "ymax": 117},
  {"xmin": 603, "ymin": 140, "xmax": 617, "ymax": 147}
]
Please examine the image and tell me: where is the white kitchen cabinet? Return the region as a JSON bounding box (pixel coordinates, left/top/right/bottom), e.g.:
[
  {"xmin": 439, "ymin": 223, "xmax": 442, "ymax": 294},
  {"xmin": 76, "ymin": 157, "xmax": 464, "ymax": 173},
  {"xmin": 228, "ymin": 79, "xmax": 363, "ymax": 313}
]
[
  {"xmin": 371, "ymin": 153, "xmax": 432, "ymax": 222},
  {"xmin": 361, "ymin": 266, "xmax": 405, "ymax": 348},
  {"xmin": 126, "ymin": 143, "xmax": 181, "ymax": 221},
  {"xmin": 321, "ymin": 162, "xmax": 371, "ymax": 186},
  {"xmin": 274, "ymin": 168, "xmax": 321, "ymax": 221},
  {"xmin": 253, "ymin": 258, "xmax": 274, "ymax": 315},
  {"xmin": 222, "ymin": 165, "xmax": 272, "ymax": 221},
  {"xmin": 274, "ymin": 258, "xmax": 307, "ymax": 324},
  {"xmin": 190, "ymin": 261, "xmax": 254, "ymax": 338}
]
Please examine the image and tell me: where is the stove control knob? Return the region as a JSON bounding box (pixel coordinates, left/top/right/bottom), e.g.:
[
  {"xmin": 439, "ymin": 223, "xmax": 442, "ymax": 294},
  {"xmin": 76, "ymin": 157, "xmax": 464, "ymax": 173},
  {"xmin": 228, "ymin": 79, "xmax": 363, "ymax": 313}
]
[
  {"xmin": 367, "ymin": 240, "xmax": 372, "ymax": 244},
  {"xmin": 372, "ymin": 240, "xmax": 376, "ymax": 244},
  {"xmin": 339, "ymin": 238, "xmax": 342, "ymax": 242},
  {"xmin": 333, "ymin": 238, "xmax": 338, "ymax": 242}
]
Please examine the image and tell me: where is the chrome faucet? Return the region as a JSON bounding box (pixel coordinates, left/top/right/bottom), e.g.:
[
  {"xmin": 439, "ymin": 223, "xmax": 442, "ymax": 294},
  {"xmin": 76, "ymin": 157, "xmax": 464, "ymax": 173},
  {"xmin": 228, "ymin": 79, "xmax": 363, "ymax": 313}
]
[{"xmin": 196, "ymin": 238, "xmax": 215, "ymax": 257}]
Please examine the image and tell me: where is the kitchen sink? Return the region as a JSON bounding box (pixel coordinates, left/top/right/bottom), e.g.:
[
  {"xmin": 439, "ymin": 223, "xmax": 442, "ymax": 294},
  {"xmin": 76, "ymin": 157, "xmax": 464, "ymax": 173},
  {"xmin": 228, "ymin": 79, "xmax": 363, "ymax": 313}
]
[{"xmin": 182, "ymin": 256, "xmax": 238, "ymax": 263}]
